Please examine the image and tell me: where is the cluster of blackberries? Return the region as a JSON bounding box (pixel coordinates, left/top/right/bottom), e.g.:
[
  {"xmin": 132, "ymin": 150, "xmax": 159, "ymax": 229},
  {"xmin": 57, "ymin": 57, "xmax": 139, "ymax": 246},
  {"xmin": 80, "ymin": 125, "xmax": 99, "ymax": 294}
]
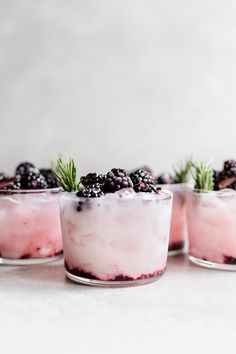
[
  {"xmin": 213, "ymin": 160, "xmax": 236, "ymax": 191},
  {"xmin": 78, "ymin": 168, "xmax": 161, "ymax": 198},
  {"xmin": 0, "ymin": 162, "xmax": 59, "ymax": 190}
]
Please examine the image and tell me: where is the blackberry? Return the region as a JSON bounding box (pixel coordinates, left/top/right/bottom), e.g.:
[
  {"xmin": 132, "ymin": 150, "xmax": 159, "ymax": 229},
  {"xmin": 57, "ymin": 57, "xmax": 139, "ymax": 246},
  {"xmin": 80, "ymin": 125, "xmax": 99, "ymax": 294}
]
[
  {"xmin": 0, "ymin": 173, "xmax": 14, "ymax": 187},
  {"xmin": 103, "ymin": 168, "xmax": 133, "ymax": 193},
  {"xmin": 216, "ymin": 170, "xmax": 236, "ymax": 190},
  {"xmin": 224, "ymin": 160, "xmax": 236, "ymax": 177},
  {"xmin": 4, "ymin": 175, "xmax": 22, "ymax": 190},
  {"xmin": 15, "ymin": 162, "xmax": 35, "ymax": 175},
  {"xmin": 156, "ymin": 173, "xmax": 174, "ymax": 185},
  {"xmin": 213, "ymin": 170, "xmax": 221, "ymax": 190},
  {"xmin": 130, "ymin": 169, "xmax": 157, "ymax": 193},
  {"xmin": 76, "ymin": 183, "xmax": 104, "ymax": 198},
  {"xmin": 80, "ymin": 173, "xmax": 105, "ymax": 186},
  {"xmin": 40, "ymin": 169, "xmax": 59, "ymax": 188},
  {"xmin": 130, "ymin": 165, "xmax": 153, "ymax": 175},
  {"xmin": 17, "ymin": 169, "xmax": 48, "ymax": 190}
]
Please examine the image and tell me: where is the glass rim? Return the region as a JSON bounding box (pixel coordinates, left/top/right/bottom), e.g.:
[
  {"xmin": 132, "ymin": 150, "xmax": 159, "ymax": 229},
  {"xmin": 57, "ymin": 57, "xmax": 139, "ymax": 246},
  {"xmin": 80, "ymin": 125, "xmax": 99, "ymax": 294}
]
[
  {"xmin": 60, "ymin": 188, "xmax": 173, "ymax": 202},
  {"xmin": 0, "ymin": 187, "xmax": 61, "ymax": 194},
  {"xmin": 188, "ymin": 187, "xmax": 236, "ymax": 197}
]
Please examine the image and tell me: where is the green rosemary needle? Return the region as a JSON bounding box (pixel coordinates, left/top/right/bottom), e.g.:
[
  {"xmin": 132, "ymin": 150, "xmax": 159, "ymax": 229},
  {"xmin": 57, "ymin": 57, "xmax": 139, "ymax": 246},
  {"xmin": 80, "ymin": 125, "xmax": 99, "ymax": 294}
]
[
  {"xmin": 54, "ymin": 157, "xmax": 79, "ymax": 192},
  {"xmin": 192, "ymin": 161, "xmax": 214, "ymax": 191},
  {"xmin": 173, "ymin": 157, "xmax": 192, "ymax": 184}
]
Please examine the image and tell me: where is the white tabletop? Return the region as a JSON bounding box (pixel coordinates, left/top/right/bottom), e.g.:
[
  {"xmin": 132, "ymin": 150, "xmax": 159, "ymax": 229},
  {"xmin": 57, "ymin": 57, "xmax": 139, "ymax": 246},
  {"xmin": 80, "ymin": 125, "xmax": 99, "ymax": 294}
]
[{"xmin": 1, "ymin": 255, "xmax": 235, "ymax": 354}]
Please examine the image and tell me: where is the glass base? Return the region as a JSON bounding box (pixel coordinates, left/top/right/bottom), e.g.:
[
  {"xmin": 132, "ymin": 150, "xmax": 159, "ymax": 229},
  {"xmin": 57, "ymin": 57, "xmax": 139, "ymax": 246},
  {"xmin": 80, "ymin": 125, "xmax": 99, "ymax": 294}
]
[
  {"xmin": 65, "ymin": 269, "xmax": 165, "ymax": 288},
  {"xmin": 168, "ymin": 248, "xmax": 185, "ymax": 256},
  {"xmin": 189, "ymin": 255, "xmax": 236, "ymax": 271},
  {"xmin": 168, "ymin": 241, "xmax": 185, "ymax": 256},
  {"xmin": 0, "ymin": 252, "xmax": 63, "ymax": 266}
]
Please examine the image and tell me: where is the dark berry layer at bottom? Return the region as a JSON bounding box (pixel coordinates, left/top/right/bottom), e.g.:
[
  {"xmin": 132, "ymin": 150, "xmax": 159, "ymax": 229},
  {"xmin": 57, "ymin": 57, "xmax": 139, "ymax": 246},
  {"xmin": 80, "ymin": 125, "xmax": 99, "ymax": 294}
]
[
  {"xmin": 0, "ymin": 250, "xmax": 63, "ymax": 260},
  {"xmin": 168, "ymin": 241, "xmax": 185, "ymax": 252},
  {"xmin": 65, "ymin": 262, "xmax": 165, "ymax": 281},
  {"xmin": 192, "ymin": 254, "xmax": 236, "ymax": 265},
  {"xmin": 224, "ymin": 255, "xmax": 236, "ymax": 265}
]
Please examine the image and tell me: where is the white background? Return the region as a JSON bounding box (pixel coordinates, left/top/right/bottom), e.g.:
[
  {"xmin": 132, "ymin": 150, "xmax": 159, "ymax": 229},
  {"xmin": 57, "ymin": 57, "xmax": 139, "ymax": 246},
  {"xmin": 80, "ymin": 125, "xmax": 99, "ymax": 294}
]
[{"xmin": 1, "ymin": 0, "xmax": 236, "ymax": 176}]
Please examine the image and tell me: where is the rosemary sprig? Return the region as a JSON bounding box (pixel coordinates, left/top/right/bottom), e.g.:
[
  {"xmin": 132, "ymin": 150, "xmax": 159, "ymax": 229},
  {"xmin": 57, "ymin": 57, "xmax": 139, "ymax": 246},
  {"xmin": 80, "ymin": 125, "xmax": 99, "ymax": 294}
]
[
  {"xmin": 54, "ymin": 157, "xmax": 78, "ymax": 192},
  {"xmin": 192, "ymin": 161, "xmax": 214, "ymax": 191},
  {"xmin": 173, "ymin": 157, "xmax": 192, "ymax": 183}
]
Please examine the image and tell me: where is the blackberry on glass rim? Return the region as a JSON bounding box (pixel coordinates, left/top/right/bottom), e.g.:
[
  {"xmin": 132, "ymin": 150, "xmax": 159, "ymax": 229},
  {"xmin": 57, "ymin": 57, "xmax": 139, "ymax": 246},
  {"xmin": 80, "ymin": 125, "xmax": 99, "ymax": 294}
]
[
  {"xmin": 80, "ymin": 173, "xmax": 105, "ymax": 186},
  {"xmin": 224, "ymin": 160, "xmax": 236, "ymax": 177},
  {"xmin": 40, "ymin": 169, "xmax": 60, "ymax": 188},
  {"xmin": 16, "ymin": 169, "xmax": 48, "ymax": 190},
  {"xmin": 77, "ymin": 183, "xmax": 104, "ymax": 198},
  {"xmin": 103, "ymin": 168, "xmax": 133, "ymax": 193},
  {"xmin": 15, "ymin": 161, "xmax": 35, "ymax": 176},
  {"xmin": 130, "ymin": 169, "xmax": 158, "ymax": 193}
]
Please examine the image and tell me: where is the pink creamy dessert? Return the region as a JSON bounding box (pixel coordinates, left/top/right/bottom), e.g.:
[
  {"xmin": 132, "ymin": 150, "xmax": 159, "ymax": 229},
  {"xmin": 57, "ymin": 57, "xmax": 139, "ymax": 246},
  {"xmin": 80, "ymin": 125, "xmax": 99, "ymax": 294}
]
[
  {"xmin": 187, "ymin": 189, "xmax": 236, "ymax": 269},
  {"xmin": 0, "ymin": 189, "xmax": 62, "ymax": 264},
  {"xmin": 60, "ymin": 189, "xmax": 173, "ymax": 285}
]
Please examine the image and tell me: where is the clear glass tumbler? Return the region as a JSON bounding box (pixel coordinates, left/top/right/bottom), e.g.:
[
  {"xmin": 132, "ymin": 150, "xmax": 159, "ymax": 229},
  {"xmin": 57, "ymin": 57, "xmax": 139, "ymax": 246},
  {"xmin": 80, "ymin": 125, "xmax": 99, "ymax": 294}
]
[
  {"xmin": 60, "ymin": 190, "xmax": 173, "ymax": 287},
  {"xmin": 187, "ymin": 188, "xmax": 236, "ymax": 270},
  {"xmin": 0, "ymin": 188, "xmax": 62, "ymax": 265}
]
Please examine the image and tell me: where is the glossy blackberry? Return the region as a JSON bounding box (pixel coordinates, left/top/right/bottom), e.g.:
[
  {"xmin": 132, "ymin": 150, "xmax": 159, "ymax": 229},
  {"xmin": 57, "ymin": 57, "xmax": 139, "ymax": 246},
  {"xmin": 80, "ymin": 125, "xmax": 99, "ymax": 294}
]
[
  {"xmin": 80, "ymin": 173, "xmax": 105, "ymax": 186},
  {"xmin": 18, "ymin": 169, "xmax": 48, "ymax": 190},
  {"xmin": 156, "ymin": 173, "xmax": 174, "ymax": 185},
  {"xmin": 224, "ymin": 160, "xmax": 236, "ymax": 177},
  {"xmin": 130, "ymin": 169, "xmax": 157, "ymax": 193},
  {"xmin": 103, "ymin": 168, "xmax": 133, "ymax": 193},
  {"xmin": 40, "ymin": 169, "xmax": 59, "ymax": 188},
  {"xmin": 76, "ymin": 183, "xmax": 104, "ymax": 198},
  {"xmin": 15, "ymin": 162, "xmax": 35, "ymax": 175}
]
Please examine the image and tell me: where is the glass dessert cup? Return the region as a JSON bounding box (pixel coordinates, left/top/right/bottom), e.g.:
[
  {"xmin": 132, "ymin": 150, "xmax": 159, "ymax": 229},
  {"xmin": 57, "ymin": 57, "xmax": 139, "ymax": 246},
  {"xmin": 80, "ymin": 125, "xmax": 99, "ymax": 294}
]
[
  {"xmin": 60, "ymin": 189, "xmax": 173, "ymax": 287},
  {"xmin": 157, "ymin": 183, "xmax": 187, "ymax": 255},
  {"xmin": 0, "ymin": 188, "xmax": 63, "ymax": 265},
  {"xmin": 187, "ymin": 189, "xmax": 236, "ymax": 270}
]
